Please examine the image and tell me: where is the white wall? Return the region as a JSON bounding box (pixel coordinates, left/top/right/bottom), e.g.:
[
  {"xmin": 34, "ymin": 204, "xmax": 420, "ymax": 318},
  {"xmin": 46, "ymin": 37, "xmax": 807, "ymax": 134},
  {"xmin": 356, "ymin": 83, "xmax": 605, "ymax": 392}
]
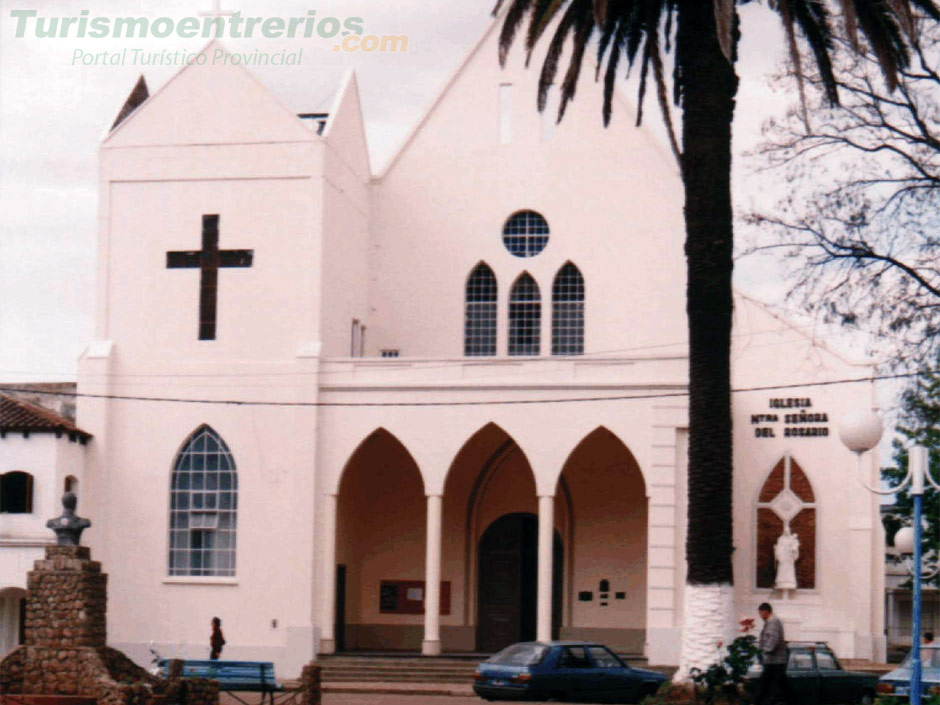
[
  {"xmin": 729, "ymin": 295, "xmax": 883, "ymax": 660},
  {"xmin": 80, "ymin": 43, "xmax": 330, "ymax": 675}
]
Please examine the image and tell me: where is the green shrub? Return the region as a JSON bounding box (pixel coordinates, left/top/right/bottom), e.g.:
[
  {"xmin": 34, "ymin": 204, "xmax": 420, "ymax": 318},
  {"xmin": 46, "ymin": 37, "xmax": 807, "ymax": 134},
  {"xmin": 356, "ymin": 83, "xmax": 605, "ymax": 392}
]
[{"xmin": 688, "ymin": 634, "xmax": 760, "ymax": 705}]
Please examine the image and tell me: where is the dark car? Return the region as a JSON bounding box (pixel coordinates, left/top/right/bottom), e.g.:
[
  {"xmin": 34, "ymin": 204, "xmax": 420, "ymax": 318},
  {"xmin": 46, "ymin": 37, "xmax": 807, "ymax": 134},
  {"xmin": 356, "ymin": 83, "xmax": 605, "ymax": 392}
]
[
  {"xmin": 472, "ymin": 641, "xmax": 667, "ymax": 703},
  {"xmin": 877, "ymin": 644, "xmax": 940, "ymax": 701},
  {"xmin": 744, "ymin": 641, "xmax": 877, "ymax": 705}
]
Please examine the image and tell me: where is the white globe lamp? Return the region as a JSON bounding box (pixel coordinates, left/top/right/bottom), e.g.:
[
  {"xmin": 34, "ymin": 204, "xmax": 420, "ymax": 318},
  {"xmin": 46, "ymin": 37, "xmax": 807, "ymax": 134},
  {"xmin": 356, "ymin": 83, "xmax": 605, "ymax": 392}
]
[
  {"xmin": 894, "ymin": 526, "xmax": 916, "ymax": 555},
  {"xmin": 838, "ymin": 410, "xmax": 883, "ymax": 454}
]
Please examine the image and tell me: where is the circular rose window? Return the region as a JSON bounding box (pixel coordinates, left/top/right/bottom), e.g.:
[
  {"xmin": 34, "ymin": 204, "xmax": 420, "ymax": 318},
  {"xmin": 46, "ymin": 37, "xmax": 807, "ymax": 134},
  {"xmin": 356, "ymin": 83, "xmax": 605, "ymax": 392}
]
[{"xmin": 502, "ymin": 210, "xmax": 549, "ymax": 257}]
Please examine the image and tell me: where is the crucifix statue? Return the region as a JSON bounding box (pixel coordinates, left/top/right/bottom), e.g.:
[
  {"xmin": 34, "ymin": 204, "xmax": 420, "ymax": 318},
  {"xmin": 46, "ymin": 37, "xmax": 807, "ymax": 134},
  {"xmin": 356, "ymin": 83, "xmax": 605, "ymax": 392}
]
[{"xmin": 166, "ymin": 215, "xmax": 253, "ymax": 340}]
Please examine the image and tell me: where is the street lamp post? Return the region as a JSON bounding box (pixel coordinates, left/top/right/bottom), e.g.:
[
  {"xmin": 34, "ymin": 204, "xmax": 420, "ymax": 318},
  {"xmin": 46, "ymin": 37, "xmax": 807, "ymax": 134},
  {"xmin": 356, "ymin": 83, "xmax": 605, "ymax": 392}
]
[{"xmin": 839, "ymin": 411, "xmax": 940, "ymax": 705}]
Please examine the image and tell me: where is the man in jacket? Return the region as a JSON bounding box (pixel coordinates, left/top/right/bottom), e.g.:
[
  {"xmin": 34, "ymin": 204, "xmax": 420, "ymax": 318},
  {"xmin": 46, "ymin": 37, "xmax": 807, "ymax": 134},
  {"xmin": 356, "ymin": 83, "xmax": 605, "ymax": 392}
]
[{"xmin": 755, "ymin": 602, "xmax": 789, "ymax": 705}]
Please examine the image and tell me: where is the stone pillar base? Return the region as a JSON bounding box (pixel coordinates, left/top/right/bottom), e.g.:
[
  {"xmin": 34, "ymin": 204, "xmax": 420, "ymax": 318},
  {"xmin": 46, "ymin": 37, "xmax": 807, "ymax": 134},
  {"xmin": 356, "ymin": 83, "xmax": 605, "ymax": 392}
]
[
  {"xmin": 300, "ymin": 663, "xmax": 322, "ymax": 705},
  {"xmin": 422, "ymin": 639, "xmax": 441, "ymax": 656},
  {"xmin": 318, "ymin": 638, "xmax": 336, "ymax": 656}
]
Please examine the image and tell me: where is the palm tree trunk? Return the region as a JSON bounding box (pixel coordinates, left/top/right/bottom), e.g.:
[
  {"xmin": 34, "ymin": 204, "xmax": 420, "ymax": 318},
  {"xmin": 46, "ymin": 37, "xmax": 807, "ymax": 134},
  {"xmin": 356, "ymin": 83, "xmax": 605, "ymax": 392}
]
[{"xmin": 675, "ymin": 0, "xmax": 739, "ymax": 677}]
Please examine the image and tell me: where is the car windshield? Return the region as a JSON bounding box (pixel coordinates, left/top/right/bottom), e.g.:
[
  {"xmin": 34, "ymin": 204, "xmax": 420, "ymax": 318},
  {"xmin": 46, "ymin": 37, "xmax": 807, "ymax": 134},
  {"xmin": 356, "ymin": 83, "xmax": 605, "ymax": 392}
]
[
  {"xmin": 900, "ymin": 646, "xmax": 940, "ymax": 670},
  {"xmin": 487, "ymin": 643, "xmax": 550, "ymax": 667}
]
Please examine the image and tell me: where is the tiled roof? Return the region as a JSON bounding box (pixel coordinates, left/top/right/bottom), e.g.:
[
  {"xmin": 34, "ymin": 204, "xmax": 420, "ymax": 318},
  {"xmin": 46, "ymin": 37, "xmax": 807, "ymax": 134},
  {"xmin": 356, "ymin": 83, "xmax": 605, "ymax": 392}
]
[{"xmin": 0, "ymin": 395, "xmax": 91, "ymax": 442}]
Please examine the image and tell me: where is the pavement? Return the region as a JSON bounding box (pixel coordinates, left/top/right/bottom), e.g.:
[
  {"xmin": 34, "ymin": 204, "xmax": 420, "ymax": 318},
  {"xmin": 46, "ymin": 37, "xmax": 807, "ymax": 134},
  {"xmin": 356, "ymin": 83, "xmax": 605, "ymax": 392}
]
[
  {"xmin": 323, "ymin": 694, "xmax": 572, "ymax": 704},
  {"xmin": 322, "ymin": 683, "xmax": 474, "ymax": 697}
]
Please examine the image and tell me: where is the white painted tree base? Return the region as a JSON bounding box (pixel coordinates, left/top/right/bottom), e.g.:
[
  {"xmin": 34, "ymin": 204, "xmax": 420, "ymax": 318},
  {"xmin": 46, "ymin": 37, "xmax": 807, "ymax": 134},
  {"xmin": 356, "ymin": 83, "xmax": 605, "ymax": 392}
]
[{"xmin": 675, "ymin": 583, "xmax": 734, "ymax": 682}]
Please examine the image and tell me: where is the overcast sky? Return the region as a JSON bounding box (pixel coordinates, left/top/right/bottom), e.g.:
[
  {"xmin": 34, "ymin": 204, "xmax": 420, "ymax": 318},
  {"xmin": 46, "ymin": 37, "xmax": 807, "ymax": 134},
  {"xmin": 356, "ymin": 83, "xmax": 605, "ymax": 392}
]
[{"xmin": 0, "ymin": 1, "xmax": 797, "ymax": 382}]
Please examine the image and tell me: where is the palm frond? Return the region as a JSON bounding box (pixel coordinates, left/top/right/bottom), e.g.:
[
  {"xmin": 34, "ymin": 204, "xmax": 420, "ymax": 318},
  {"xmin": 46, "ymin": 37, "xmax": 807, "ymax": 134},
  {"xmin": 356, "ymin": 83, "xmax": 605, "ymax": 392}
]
[
  {"xmin": 650, "ymin": 38, "xmax": 682, "ymax": 163},
  {"xmin": 634, "ymin": 2, "xmax": 665, "ymax": 126},
  {"xmin": 906, "ymin": 0, "xmax": 940, "ymax": 21},
  {"xmin": 593, "ymin": 0, "xmax": 611, "ymax": 27},
  {"xmin": 840, "ymin": 0, "xmax": 860, "ymax": 49},
  {"xmin": 557, "ymin": 1, "xmax": 597, "ymax": 121},
  {"xmin": 595, "ymin": 0, "xmax": 627, "ymax": 80},
  {"xmin": 852, "ymin": 0, "xmax": 908, "ymax": 88},
  {"xmin": 602, "ymin": 13, "xmax": 627, "ymax": 122},
  {"xmin": 537, "ymin": 2, "xmax": 582, "ymax": 111},
  {"xmin": 525, "ymin": 0, "xmax": 566, "ymax": 65},
  {"xmin": 788, "ymin": 0, "xmax": 839, "ymax": 106},
  {"xmin": 495, "ymin": 0, "xmax": 536, "ymax": 67}
]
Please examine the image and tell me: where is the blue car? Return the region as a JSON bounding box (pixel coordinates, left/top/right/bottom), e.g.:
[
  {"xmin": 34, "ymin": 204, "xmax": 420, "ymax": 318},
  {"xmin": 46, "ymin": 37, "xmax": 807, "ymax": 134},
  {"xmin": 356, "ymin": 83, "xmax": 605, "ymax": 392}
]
[
  {"xmin": 878, "ymin": 644, "xmax": 940, "ymax": 701},
  {"xmin": 472, "ymin": 641, "xmax": 667, "ymax": 703}
]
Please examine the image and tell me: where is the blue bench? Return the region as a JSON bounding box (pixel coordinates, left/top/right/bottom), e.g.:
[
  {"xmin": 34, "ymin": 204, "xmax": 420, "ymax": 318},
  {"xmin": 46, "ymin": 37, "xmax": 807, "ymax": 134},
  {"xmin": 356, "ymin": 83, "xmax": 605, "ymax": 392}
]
[{"xmin": 158, "ymin": 659, "xmax": 286, "ymax": 705}]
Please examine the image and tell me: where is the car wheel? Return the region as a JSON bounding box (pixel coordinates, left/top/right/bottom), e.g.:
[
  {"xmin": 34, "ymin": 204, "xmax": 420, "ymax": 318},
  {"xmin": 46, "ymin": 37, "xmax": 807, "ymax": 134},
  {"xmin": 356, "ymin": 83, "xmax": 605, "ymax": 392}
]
[
  {"xmin": 637, "ymin": 682, "xmax": 661, "ymax": 701},
  {"xmin": 857, "ymin": 691, "xmax": 874, "ymax": 705}
]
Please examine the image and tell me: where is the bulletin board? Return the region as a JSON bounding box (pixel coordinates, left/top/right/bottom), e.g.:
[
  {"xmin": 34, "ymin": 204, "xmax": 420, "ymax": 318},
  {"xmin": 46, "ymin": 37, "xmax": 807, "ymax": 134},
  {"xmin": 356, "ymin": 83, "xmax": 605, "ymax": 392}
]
[{"xmin": 379, "ymin": 580, "xmax": 451, "ymax": 615}]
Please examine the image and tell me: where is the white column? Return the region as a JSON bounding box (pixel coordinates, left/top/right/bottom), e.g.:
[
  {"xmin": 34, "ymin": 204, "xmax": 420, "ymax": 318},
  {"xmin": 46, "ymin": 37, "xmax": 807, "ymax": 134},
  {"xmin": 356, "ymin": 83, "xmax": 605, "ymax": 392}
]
[
  {"xmin": 423, "ymin": 494, "xmax": 443, "ymax": 655},
  {"xmin": 537, "ymin": 494, "xmax": 554, "ymax": 642},
  {"xmin": 319, "ymin": 493, "xmax": 338, "ymax": 655}
]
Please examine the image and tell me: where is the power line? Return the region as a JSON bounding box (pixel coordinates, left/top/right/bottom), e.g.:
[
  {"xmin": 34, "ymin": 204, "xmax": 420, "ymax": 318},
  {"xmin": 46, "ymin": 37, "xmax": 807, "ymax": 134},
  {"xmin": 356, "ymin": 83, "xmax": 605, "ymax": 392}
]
[
  {"xmin": 0, "ymin": 318, "xmax": 871, "ymax": 383},
  {"xmin": 0, "ymin": 371, "xmax": 920, "ymax": 409}
]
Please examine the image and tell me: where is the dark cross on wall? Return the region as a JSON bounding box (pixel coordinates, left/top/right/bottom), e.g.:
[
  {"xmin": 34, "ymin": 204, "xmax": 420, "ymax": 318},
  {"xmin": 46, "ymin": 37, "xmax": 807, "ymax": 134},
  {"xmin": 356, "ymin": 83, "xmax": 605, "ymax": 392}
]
[{"xmin": 166, "ymin": 214, "xmax": 253, "ymax": 340}]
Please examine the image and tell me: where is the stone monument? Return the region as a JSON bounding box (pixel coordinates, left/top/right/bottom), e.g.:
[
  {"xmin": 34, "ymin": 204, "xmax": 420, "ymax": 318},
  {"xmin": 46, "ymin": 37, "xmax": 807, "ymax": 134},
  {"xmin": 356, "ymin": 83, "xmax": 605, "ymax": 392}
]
[{"xmin": 0, "ymin": 493, "xmax": 168, "ymax": 705}]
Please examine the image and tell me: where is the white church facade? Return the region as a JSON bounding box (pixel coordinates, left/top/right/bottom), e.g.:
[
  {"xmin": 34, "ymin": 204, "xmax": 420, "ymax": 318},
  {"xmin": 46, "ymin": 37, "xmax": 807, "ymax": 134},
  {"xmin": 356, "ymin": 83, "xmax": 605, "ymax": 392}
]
[{"xmin": 61, "ymin": 22, "xmax": 888, "ymax": 678}]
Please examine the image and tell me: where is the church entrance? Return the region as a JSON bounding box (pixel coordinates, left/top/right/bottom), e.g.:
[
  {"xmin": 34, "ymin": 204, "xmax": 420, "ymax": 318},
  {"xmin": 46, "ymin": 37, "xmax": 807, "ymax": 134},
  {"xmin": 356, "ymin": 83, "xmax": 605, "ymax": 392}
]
[{"xmin": 476, "ymin": 513, "xmax": 562, "ymax": 652}]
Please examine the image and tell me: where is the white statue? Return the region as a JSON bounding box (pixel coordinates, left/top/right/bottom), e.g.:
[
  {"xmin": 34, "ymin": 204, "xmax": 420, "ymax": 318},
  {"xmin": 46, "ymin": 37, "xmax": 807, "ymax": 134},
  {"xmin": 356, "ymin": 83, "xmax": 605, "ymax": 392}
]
[{"xmin": 774, "ymin": 527, "xmax": 800, "ymax": 590}]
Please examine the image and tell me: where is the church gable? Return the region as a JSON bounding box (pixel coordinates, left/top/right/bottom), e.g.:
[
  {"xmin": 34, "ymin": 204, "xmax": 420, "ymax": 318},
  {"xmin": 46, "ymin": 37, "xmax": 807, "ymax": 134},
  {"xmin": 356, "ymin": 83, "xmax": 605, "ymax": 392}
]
[
  {"xmin": 322, "ymin": 69, "xmax": 372, "ymax": 180},
  {"xmin": 379, "ymin": 12, "xmax": 678, "ymax": 180},
  {"xmin": 104, "ymin": 42, "xmax": 312, "ymax": 148},
  {"xmin": 368, "ymin": 14, "xmax": 688, "ymax": 359}
]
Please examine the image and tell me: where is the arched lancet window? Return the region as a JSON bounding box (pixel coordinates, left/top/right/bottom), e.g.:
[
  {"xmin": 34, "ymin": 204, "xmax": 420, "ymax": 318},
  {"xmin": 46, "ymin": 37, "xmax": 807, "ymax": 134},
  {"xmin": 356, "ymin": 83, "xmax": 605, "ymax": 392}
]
[
  {"xmin": 502, "ymin": 211, "xmax": 549, "ymax": 258},
  {"xmin": 0, "ymin": 472, "xmax": 33, "ymax": 514},
  {"xmin": 465, "ymin": 263, "xmax": 497, "ymax": 356},
  {"xmin": 508, "ymin": 273, "xmax": 541, "ymax": 356},
  {"xmin": 169, "ymin": 425, "xmax": 237, "ymax": 577},
  {"xmin": 552, "ymin": 262, "xmax": 584, "ymax": 355},
  {"xmin": 756, "ymin": 454, "xmax": 816, "ymax": 590}
]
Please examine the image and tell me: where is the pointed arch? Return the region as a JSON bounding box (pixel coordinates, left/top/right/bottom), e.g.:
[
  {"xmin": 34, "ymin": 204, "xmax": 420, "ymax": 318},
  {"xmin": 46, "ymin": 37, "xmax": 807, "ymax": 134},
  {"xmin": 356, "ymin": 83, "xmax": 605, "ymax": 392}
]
[
  {"xmin": 168, "ymin": 424, "xmax": 237, "ymax": 577},
  {"xmin": 756, "ymin": 453, "xmax": 816, "ymax": 590},
  {"xmin": 335, "ymin": 428, "xmax": 425, "ymax": 647},
  {"xmin": 336, "ymin": 427, "xmax": 425, "ymax": 495},
  {"xmin": 508, "ymin": 272, "xmax": 541, "ymax": 356},
  {"xmin": 557, "ymin": 425, "xmax": 648, "ymax": 653},
  {"xmin": 552, "ymin": 262, "xmax": 584, "ymax": 356},
  {"xmin": 558, "ymin": 426, "xmax": 644, "ymax": 490},
  {"xmin": 465, "ymin": 262, "xmax": 497, "ymax": 357},
  {"xmin": 441, "ymin": 423, "xmax": 543, "ymax": 637}
]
